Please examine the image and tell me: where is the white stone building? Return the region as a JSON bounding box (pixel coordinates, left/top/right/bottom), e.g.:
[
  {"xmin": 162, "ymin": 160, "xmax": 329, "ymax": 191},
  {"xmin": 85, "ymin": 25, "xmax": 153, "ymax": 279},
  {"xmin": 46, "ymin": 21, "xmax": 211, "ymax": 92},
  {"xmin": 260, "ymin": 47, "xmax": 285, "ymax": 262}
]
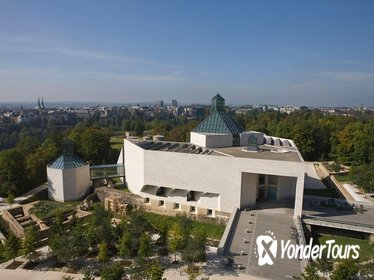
[
  {"xmin": 122, "ymin": 95, "xmax": 305, "ymax": 218},
  {"xmin": 47, "ymin": 143, "xmax": 91, "ymax": 202}
]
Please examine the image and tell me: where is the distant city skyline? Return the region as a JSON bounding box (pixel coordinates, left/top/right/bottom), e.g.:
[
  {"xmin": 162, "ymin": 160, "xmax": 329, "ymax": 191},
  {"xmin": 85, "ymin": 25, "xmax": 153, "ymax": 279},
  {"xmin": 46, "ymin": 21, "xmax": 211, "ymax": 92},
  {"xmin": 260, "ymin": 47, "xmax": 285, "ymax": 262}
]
[{"xmin": 1, "ymin": 1, "xmax": 374, "ymax": 106}]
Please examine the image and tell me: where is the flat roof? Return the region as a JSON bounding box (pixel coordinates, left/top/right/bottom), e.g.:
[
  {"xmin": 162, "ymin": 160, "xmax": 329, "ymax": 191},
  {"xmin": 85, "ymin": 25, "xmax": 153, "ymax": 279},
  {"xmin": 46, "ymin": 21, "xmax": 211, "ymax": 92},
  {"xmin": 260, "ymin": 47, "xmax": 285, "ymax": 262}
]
[
  {"xmin": 129, "ymin": 139, "xmax": 302, "ymax": 162},
  {"xmin": 214, "ymin": 145, "xmax": 302, "ymax": 162},
  {"xmin": 129, "ymin": 139, "xmax": 223, "ymax": 156}
]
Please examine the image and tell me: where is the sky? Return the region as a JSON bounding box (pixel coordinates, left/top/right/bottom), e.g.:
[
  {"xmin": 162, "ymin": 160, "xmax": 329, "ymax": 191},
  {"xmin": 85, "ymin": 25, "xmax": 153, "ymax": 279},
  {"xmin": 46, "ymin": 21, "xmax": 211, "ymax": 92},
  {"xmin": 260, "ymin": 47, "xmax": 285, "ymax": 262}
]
[{"xmin": 1, "ymin": 1, "xmax": 374, "ymax": 106}]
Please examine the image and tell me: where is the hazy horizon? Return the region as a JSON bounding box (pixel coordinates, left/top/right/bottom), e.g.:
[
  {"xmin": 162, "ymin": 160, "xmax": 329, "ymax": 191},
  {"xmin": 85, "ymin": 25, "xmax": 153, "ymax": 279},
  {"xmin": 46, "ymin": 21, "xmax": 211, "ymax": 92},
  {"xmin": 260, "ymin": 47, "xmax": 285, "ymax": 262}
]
[{"xmin": 1, "ymin": 1, "xmax": 374, "ymax": 106}]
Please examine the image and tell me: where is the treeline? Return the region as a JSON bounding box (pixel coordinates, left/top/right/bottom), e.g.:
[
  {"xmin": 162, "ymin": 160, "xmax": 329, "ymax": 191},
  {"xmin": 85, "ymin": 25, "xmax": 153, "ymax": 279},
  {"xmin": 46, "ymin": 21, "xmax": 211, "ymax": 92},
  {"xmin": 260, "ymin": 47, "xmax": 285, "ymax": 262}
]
[
  {"xmin": 234, "ymin": 109, "xmax": 374, "ymax": 193},
  {"xmin": 233, "ymin": 110, "xmax": 374, "ymax": 163},
  {"xmin": 0, "ymin": 124, "xmax": 115, "ymax": 197}
]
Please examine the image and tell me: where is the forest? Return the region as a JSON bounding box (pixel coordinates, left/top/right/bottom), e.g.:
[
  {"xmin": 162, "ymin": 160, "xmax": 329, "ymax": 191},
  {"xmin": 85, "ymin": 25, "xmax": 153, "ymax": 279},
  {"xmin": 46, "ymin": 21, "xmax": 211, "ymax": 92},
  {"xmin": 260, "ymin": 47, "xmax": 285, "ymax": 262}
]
[{"xmin": 0, "ymin": 109, "xmax": 373, "ymax": 197}]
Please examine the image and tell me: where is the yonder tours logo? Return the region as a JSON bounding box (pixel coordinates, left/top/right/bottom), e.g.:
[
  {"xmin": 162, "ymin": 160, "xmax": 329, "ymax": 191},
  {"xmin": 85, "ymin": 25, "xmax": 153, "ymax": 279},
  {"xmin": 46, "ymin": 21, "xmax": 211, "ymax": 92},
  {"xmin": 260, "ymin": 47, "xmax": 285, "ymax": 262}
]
[{"xmin": 255, "ymin": 231, "xmax": 360, "ymax": 266}]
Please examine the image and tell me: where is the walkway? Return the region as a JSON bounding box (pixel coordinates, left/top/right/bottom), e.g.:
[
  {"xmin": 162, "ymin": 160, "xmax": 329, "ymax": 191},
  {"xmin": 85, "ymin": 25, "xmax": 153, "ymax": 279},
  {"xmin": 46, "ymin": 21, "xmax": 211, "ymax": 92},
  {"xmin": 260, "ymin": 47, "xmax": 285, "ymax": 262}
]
[
  {"xmin": 246, "ymin": 208, "xmax": 301, "ymax": 280},
  {"xmin": 302, "ymin": 215, "xmax": 374, "ymax": 234},
  {"xmin": 224, "ymin": 203, "xmax": 302, "ymax": 280}
]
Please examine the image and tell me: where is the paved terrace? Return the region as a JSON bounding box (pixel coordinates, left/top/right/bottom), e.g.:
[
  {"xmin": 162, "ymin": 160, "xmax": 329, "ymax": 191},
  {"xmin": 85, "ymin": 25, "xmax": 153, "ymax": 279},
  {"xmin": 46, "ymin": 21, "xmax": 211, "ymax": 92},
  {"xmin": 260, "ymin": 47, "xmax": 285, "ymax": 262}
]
[
  {"xmin": 225, "ymin": 206, "xmax": 301, "ymax": 280},
  {"xmin": 214, "ymin": 145, "xmax": 302, "ymax": 162},
  {"xmin": 303, "ymin": 195, "xmax": 374, "ymax": 233}
]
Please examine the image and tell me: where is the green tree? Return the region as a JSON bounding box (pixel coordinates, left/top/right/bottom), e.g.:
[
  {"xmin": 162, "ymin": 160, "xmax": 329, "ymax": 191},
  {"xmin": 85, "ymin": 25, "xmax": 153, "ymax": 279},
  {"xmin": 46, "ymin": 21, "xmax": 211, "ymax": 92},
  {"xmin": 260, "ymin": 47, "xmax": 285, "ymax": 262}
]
[
  {"xmin": 100, "ymin": 263, "xmax": 125, "ymax": 280},
  {"xmin": 331, "ymin": 259, "xmax": 359, "ymax": 280},
  {"xmin": 98, "ymin": 242, "xmax": 110, "ymax": 262},
  {"xmin": 302, "ymin": 262, "xmax": 320, "ymax": 280},
  {"xmin": 6, "ymin": 193, "xmax": 15, "ymax": 208},
  {"xmin": 185, "ymin": 265, "xmax": 201, "ymax": 280},
  {"xmin": 3, "ymin": 233, "xmax": 21, "ymax": 262},
  {"xmin": 118, "ymin": 231, "xmax": 132, "ymax": 257},
  {"xmin": 50, "ymin": 224, "xmax": 87, "ymax": 268},
  {"xmin": 22, "ymin": 225, "xmax": 39, "ymax": 262},
  {"xmin": 144, "ymin": 259, "xmax": 165, "ymax": 280},
  {"xmin": 138, "ymin": 232, "xmax": 151, "ymax": 258},
  {"xmin": 68, "ymin": 124, "xmax": 112, "ymax": 164},
  {"xmin": 351, "ymin": 162, "xmax": 374, "ymax": 194},
  {"xmin": 181, "ymin": 231, "xmax": 207, "ymax": 264},
  {"xmin": 86, "ymin": 204, "xmax": 113, "ymax": 246},
  {"xmin": 315, "ymin": 255, "xmax": 333, "ymax": 279},
  {"xmin": 168, "ymin": 222, "xmax": 186, "ymax": 262},
  {"xmin": 0, "ymin": 148, "xmax": 27, "ymax": 196}
]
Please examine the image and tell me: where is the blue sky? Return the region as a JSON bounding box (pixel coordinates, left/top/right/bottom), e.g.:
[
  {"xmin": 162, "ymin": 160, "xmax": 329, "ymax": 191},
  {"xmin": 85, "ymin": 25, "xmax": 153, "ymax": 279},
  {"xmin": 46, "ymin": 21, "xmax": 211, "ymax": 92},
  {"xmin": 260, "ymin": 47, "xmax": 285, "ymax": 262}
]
[{"xmin": 1, "ymin": 1, "xmax": 374, "ymax": 106}]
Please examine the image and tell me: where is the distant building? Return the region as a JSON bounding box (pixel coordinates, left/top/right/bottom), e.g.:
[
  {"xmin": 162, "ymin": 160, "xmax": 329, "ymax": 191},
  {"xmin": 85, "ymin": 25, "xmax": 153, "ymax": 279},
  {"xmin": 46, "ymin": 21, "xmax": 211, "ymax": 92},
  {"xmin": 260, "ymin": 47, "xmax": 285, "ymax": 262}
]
[
  {"xmin": 47, "ymin": 141, "xmax": 90, "ymax": 202},
  {"xmin": 156, "ymin": 100, "xmax": 164, "ymax": 107},
  {"xmin": 172, "ymin": 99, "xmax": 177, "ymax": 108}
]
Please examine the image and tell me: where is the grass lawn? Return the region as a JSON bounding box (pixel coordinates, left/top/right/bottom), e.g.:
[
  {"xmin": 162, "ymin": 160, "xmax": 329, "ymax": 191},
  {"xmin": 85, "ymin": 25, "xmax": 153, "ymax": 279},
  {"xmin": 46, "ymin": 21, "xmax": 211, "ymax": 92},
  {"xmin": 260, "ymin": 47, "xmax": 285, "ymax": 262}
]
[
  {"xmin": 318, "ymin": 234, "xmax": 374, "ymax": 262},
  {"xmin": 30, "ymin": 201, "xmax": 78, "ymax": 221},
  {"xmin": 304, "ymin": 188, "xmax": 340, "ymax": 198},
  {"xmin": 110, "ymin": 135, "xmax": 125, "ymax": 151},
  {"xmin": 143, "ymin": 212, "xmax": 226, "ymax": 240},
  {"xmin": 113, "ymin": 184, "xmax": 130, "ymax": 192},
  {"xmin": 334, "ymin": 173, "xmax": 353, "ymax": 182}
]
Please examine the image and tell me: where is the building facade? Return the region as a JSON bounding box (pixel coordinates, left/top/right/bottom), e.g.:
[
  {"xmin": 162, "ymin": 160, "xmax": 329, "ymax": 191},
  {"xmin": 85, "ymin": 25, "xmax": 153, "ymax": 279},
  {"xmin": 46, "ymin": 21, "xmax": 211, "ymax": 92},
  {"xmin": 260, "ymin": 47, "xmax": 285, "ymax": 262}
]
[
  {"xmin": 47, "ymin": 142, "xmax": 91, "ymax": 202},
  {"xmin": 123, "ymin": 95, "xmax": 305, "ymax": 218}
]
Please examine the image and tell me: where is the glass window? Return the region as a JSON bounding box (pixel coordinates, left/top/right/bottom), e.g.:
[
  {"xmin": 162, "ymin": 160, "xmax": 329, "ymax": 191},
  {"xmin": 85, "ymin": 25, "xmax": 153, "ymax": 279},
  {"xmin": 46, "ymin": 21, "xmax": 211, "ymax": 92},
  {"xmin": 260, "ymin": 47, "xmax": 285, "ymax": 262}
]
[
  {"xmin": 187, "ymin": 191, "xmax": 195, "ymax": 201},
  {"xmin": 268, "ymin": 175, "xmax": 278, "ymax": 185},
  {"xmin": 190, "ymin": 206, "xmax": 196, "ymax": 213},
  {"xmin": 259, "ymin": 174, "xmax": 266, "ymax": 185},
  {"xmin": 156, "ymin": 187, "xmax": 165, "ymax": 196}
]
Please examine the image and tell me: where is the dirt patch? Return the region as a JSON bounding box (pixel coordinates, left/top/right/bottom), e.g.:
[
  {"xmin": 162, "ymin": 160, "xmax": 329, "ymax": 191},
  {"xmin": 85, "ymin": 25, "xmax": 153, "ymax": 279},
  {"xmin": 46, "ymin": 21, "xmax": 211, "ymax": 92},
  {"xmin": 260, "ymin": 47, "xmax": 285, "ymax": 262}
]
[
  {"xmin": 52, "ymin": 261, "xmax": 66, "ymax": 269},
  {"xmin": 5, "ymin": 261, "xmax": 23, "ymax": 269},
  {"xmin": 23, "ymin": 261, "xmax": 40, "ymax": 270},
  {"xmin": 66, "ymin": 266, "xmax": 82, "ymax": 274}
]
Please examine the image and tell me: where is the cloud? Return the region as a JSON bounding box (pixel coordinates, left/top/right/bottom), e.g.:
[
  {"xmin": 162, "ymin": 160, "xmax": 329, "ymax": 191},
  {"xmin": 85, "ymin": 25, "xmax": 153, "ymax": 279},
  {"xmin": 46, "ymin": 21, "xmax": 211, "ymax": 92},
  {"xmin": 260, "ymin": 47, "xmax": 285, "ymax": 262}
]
[
  {"xmin": 86, "ymin": 71, "xmax": 186, "ymax": 82},
  {"xmin": 0, "ymin": 67, "xmax": 186, "ymax": 83},
  {"xmin": 334, "ymin": 59, "xmax": 374, "ymax": 68},
  {"xmin": 0, "ymin": 32, "xmax": 217, "ymax": 78},
  {"xmin": 316, "ymin": 71, "xmax": 374, "ymax": 81}
]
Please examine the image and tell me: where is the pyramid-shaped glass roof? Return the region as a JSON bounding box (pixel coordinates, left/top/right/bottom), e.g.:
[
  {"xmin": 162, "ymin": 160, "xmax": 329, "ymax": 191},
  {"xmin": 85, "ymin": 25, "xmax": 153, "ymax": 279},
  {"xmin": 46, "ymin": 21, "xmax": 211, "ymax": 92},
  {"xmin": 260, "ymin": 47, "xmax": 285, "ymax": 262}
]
[
  {"xmin": 48, "ymin": 154, "xmax": 88, "ymax": 169},
  {"xmin": 48, "ymin": 139, "xmax": 88, "ymax": 169},
  {"xmin": 193, "ymin": 94, "xmax": 244, "ymax": 135}
]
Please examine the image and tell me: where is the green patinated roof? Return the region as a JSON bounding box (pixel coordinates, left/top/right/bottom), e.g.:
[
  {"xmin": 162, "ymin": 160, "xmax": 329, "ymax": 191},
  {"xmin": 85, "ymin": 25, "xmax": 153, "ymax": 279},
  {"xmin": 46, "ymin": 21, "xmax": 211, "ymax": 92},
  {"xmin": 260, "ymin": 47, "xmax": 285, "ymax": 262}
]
[
  {"xmin": 193, "ymin": 94, "xmax": 244, "ymax": 135},
  {"xmin": 48, "ymin": 154, "xmax": 88, "ymax": 169}
]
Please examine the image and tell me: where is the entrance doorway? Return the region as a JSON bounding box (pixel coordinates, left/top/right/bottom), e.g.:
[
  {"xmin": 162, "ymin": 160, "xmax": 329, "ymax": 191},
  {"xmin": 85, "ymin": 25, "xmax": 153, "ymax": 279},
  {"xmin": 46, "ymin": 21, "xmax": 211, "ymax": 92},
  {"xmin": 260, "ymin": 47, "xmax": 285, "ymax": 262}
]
[
  {"xmin": 268, "ymin": 186, "xmax": 277, "ymax": 200},
  {"xmin": 257, "ymin": 186, "xmax": 267, "ymax": 201}
]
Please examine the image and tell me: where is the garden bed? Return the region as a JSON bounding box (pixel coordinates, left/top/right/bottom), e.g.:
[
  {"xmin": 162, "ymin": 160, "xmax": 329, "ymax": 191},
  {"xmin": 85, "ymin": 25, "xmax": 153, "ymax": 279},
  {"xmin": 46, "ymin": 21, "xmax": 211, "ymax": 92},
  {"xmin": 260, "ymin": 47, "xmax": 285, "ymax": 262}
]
[
  {"xmin": 30, "ymin": 201, "xmax": 78, "ymax": 221},
  {"xmin": 5, "ymin": 261, "xmax": 23, "ymax": 269}
]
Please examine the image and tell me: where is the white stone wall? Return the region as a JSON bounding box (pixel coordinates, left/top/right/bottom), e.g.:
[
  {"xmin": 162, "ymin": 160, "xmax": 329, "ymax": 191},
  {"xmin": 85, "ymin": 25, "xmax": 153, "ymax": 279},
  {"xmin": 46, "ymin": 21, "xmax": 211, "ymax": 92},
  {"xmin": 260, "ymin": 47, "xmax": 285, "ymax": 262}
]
[
  {"xmin": 240, "ymin": 173, "xmax": 257, "ymax": 209},
  {"xmin": 47, "ymin": 165, "xmax": 90, "ymax": 202},
  {"xmin": 124, "ymin": 139, "xmax": 145, "ymax": 194},
  {"xmin": 62, "ymin": 165, "xmax": 90, "ymax": 201},
  {"xmin": 47, "ymin": 167, "xmax": 64, "ymax": 201},
  {"xmin": 190, "ymin": 132, "xmax": 233, "ymax": 148},
  {"xmin": 124, "ymin": 139, "xmax": 305, "ymax": 217}
]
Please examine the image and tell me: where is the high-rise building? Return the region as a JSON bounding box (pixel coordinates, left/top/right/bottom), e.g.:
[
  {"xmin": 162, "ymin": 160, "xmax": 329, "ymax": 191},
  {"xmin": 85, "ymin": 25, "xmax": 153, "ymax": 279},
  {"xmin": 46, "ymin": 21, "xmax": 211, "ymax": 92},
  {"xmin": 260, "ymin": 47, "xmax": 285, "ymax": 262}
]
[
  {"xmin": 156, "ymin": 100, "xmax": 164, "ymax": 107},
  {"xmin": 172, "ymin": 99, "xmax": 177, "ymax": 108}
]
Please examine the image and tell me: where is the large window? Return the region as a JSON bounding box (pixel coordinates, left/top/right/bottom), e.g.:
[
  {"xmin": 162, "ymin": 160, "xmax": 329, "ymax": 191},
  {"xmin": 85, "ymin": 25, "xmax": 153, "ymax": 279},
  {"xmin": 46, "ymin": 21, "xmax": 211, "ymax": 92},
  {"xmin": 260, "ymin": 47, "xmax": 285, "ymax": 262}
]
[
  {"xmin": 187, "ymin": 191, "xmax": 196, "ymax": 201},
  {"xmin": 259, "ymin": 174, "xmax": 266, "ymax": 185},
  {"xmin": 268, "ymin": 175, "xmax": 278, "ymax": 185},
  {"xmin": 156, "ymin": 187, "xmax": 166, "ymax": 196}
]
